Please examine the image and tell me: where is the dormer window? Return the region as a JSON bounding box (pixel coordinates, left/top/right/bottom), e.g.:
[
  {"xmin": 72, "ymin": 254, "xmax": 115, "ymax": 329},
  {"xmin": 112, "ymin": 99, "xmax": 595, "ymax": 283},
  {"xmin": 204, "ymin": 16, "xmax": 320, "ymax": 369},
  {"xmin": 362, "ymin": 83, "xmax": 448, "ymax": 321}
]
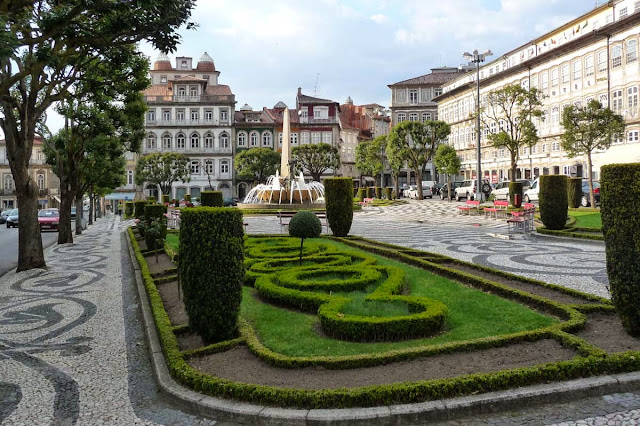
[
  {"xmin": 160, "ymin": 75, "xmax": 167, "ymax": 84},
  {"xmin": 181, "ymin": 60, "xmax": 188, "ymax": 69},
  {"xmin": 313, "ymin": 106, "xmax": 328, "ymax": 119}
]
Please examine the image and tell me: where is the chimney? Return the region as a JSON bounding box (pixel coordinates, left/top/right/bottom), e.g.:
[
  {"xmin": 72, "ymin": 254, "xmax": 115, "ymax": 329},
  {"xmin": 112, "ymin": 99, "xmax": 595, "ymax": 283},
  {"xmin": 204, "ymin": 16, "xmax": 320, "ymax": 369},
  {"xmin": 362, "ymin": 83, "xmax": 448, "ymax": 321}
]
[{"xmin": 297, "ymin": 87, "xmax": 302, "ymax": 97}]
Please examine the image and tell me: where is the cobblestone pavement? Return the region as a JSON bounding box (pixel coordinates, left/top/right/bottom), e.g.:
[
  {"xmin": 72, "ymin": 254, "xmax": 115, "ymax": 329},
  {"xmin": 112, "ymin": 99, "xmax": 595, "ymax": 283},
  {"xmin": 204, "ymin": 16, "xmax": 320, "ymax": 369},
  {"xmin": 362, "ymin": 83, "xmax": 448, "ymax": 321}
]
[{"xmin": 0, "ymin": 215, "xmax": 215, "ymax": 425}]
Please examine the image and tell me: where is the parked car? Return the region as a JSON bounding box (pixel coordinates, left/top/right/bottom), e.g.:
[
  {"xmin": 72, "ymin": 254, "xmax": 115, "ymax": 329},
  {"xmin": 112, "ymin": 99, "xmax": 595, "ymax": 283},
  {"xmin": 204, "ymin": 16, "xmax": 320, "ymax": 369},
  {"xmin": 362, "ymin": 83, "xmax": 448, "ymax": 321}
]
[
  {"xmin": 38, "ymin": 208, "xmax": 60, "ymax": 231},
  {"xmin": 402, "ymin": 185, "xmax": 416, "ymax": 198},
  {"xmin": 407, "ymin": 183, "xmax": 433, "ymax": 199},
  {"xmin": 581, "ymin": 180, "xmax": 600, "ymax": 207},
  {"xmin": 223, "ymin": 197, "xmax": 238, "ymax": 207},
  {"xmin": 454, "ymin": 179, "xmax": 492, "ymax": 201},
  {"xmin": 492, "ymin": 179, "xmax": 532, "ymax": 201},
  {"xmin": 0, "ymin": 209, "xmax": 11, "ymax": 224},
  {"xmin": 6, "ymin": 208, "xmax": 19, "ymax": 228},
  {"xmin": 523, "ymin": 178, "xmax": 540, "ymax": 203},
  {"xmin": 431, "ymin": 183, "xmax": 444, "ymax": 196},
  {"xmin": 440, "ymin": 181, "xmax": 465, "ymax": 200}
]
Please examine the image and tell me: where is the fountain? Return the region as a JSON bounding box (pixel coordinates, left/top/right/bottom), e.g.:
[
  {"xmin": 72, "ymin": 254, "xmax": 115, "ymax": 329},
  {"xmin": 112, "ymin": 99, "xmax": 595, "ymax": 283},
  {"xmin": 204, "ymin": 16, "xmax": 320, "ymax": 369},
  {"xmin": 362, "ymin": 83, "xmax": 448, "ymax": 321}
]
[{"xmin": 238, "ymin": 106, "xmax": 326, "ymax": 210}]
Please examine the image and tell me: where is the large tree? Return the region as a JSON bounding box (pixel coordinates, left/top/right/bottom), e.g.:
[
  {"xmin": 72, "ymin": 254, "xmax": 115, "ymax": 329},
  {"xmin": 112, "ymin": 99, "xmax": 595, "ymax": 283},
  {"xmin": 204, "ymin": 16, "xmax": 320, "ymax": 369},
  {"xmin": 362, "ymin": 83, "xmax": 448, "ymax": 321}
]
[
  {"xmin": 0, "ymin": 1, "xmax": 195, "ymax": 270},
  {"xmin": 135, "ymin": 153, "xmax": 191, "ymax": 198},
  {"xmin": 560, "ymin": 100, "xmax": 625, "ymax": 207},
  {"xmin": 387, "ymin": 120, "xmax": 450, "ymax": 200},
  {"xmin": 234, "ymin": 147, "xmax": 281, "ymax": 184},
  {"xmin": 291, "ymin": 143, "xmax": 340, "ymax": 182},
  {"xmin": 355, "ymin": 136, "xmax": 385, "ymax": 186},
  {"xmin": 433, "ymin": 144, "xmax": 462, "ymax": 201},
  {"xmin": 384, "ymin": 136, "xmax": 403, "ymax": 199},
  {"xmin": 479, "ymin": 85, "xmax": 544, "ymax": 182}
]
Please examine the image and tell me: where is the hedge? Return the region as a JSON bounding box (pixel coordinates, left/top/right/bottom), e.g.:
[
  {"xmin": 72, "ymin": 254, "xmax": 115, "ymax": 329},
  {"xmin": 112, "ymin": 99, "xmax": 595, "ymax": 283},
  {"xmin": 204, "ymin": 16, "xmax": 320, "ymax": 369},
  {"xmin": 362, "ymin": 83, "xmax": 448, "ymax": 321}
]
[
  {"xmin": 375, "ymin": 187, "xmax": 382, "ymax": 199},
  {"xmin": 144, "ymin": 203, "xmax": 167, "ymax": 224},
  {"xmin": 162, "ymin": 194, "xmax": 170, "ymax": 204},
  {"xmin": 324, "ymin": 177, "xmax": 354, "ymax": 237},
  {"xmin": 367, "ymin": 187, "xmax": 375, "ymax": 199},
  {"xmin": 601, "ymin": 163, "xmax": 640, "ymax": 336},
  {"xmin": 134, "ymin": 201, "xmax": 147, "ymax": 219},
  {"xmin": 539, "ymin": 175, "xmax": 568, "ymax": 230},
  {"xmin": 385, "ymin": 187, "xmax": 392, "ymax": 200},
  {"xmin": 184, "ymin": 194, "xmax": 191, "ymax": 202},
  {"xmin": 356, "ymin": 188, "xmax": 366, "ymax": 201},
  {"xmin": 509, "ymin": 181, "xmax": 523, "ymax": 207},
  {"xmin": 568, "ymin": 178, "xmax": 582, "ymax": 209},
  {"xmin": 200, "ymin": 190, "xmax": 223, "ymax": 207},
  {"xmin": 125, "ymin": 201, "xmax": 134, "ymax": 217},
  {"xmin": 179, "ymin": 208, "xmax": 245, "ymax": 342},
  {"xmin": 147, "ymin": 196, "xmax": 156, "ymax": 204}
]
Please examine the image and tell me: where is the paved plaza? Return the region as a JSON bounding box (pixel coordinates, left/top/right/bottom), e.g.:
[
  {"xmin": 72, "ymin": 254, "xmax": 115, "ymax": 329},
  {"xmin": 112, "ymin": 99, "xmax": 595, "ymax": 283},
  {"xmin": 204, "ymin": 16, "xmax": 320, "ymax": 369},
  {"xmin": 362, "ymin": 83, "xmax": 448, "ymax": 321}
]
[{"xmin": 0, "ymin": 209, "xmax": 639, "ymax": 425}]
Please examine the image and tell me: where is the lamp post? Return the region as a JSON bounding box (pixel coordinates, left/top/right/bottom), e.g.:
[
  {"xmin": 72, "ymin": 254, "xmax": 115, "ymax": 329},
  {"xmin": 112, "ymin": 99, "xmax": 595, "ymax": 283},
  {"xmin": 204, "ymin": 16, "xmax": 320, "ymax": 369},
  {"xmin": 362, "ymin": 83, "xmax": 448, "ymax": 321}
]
[{"xmin": 463, "ymin": 49, "xmax": 492, "ymax": 201}]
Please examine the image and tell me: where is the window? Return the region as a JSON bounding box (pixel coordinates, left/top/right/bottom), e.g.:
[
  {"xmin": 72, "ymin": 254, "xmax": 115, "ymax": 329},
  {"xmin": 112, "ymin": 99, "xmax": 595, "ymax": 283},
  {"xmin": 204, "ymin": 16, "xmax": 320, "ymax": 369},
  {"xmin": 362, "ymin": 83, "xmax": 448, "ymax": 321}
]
[
  {"xmin": 147, "ymin": 110, "xmax": 155, "ymax": 122},
  {"xmin": 177, "ymin": 86, "xmax": 186, "ymax": 97},
  {"xmin": 36, "ymin": 174, "xmax": 45, "ymax": 190},
  {"xmin": 396, "ymin": 90, "xmax": 406, "ymax": 102},
  {"xmin": 322, "ymin": 132, "xmax": 332, "ymax": 144},
  {"xmin": 397, "ymin": 113, "xmax": 406, "ymax": 122},
  {"xmin": 612, "ymin": 45, "xmax": 622, "ymax": 68},
  {"xmin": 552, "ymin": 142, "xmax": 560, "ymax": 151},
  {"xmin": 422, "ymin": 112, "xmax": 431, "ymax": 122},
  {"xmin": 300, "ymin": 110, "xmax": 308, "ymax": 119},
  {"xmin": 160, "ymin": 75, "xmax": 167, "ymax": 83},
  {"xmin": 613, "ymin": 133, "xmax": 624, "ymax": 144},
  {"xmin": 278, "ymin": 133, "xmax": 283, "ymax": 146},
  {"xmin": 181, "ymin": 60, "xmax": 188, "ymax": 68},
  {"xmin": 541, "ymin": 72, "xmax": 549, "ymax": 90},
  {"xmin": 176, "ymin": 133, "xmax": 185, "ymax": 149},
  {"xmin": 162, "ymin": 110, "xmax": 171, "ymax": 121},
  {"xmin": 522, "ymin": 79, "xmax": 529, "ymax": 90},
  {"xmin": 146, "ymin": 134, "xmax": 156, "ymax": 149},
  {"xmin": 409, "ymin": 90, "xmax": 418, "ymax": 104},
  {"xmin": 300, "ymin": 132, "xmax": 309, "ymax": 145},
  {"xmin": 204, "ymin": 160, "xmax": 214, "ymax": 175},
  {"xmin": 126, "ymin": 170, "xmax": 134, "ymax": 185},
  {"xmin": 4, "ymin": 174, "xmax": 14, "ymax": 190},
  {"xmin": 627, "ymin": 39, "xmax": 638, "ymax": 64},
  {"xmin": 220, "ymin": 160, "xmax": 229, "ymax": 174},
  {"xmin": 220, "ymin": 109, "xmax": 228, "ymax": 123},
  {"xmin": 262, "ymin": 131, "xmax": 272, "ymax": 146},
  {"xmin": 628, "ymin": 86, "xmax": 639, "ymax": 112},
  {"xmin": 311, "ymin": 132, "xmax": 321, "ymax": 144},
  {"xmin": 573, "ymin": 60, "xmax": 582, "ymax": 81},
  {"xmin": 204, "ymin": 110, "xmax": 213, "ymax": 121},
  {"xmin": 421, "ymin": 88, "xmax": 431, "ymax": 102},
  {"xmin": 291, "ymin": 133, "xmax": 298, "ymax": 145},
  {"xmin": 490, "ymin": 122, "xmax": 497, "ymax": 134},
  {"xmin": 532, "ymin": 76, "xmax": 539, "ymax": 89},
  {"xmin": 249, "ymin": 131, "xmax": 258, "ymax": 146},
  {"xmin": 612, "ymin": 90, "xmax": 623, "ymax": 112},
  {"xmin": 176, "ymin": 110, "xmax": 185, "ymax": 121},
  {"xmin": 218, "ymin": 133, "xmax": 228, "ymax": 148},
  {"xmin": 542, "ymin": 143, "xmax": 548, "ymax": 153},
  {"xmin": 190, "ymin": 161, "xmax": 200, "ymax": 175},
  {"xmin": 498, "ymin": 149, "xmax": 505, "ymax": 158},
  {"xmin": 204, "ymin": 133, "xmax": 214, "ymax": 149},
  {"xmin": 238, "ymin": 132, "xmax": 247, "ymax": 147},
  {"xmin": 531, "ymin": 144, "xmax": 538, "ymax": 154},
  {"xmin": 434, "ymin": 89, "xmax": 442, "ymax": 97},
  {"xmin": 585, "ymin": 55, "xmax": 594, "ymax": 76},
  {"xmin": 551, "ymin": 68, "xmax": 559, "ymax": 87},
  {"xmin": 162, "ymin": 134, "xmax": 171, "ymax": 149},
  {"xmin": 561, "ymin": 65, "xmax": 569, "ymax": 84},
  {"xmin": 551, "ymin": 107, "xmax": 560, "ymax": 124},
  {"xmin": 189, "ymin": 86, "xmax": 198, "ymax": 97},
  {"xmin": 36, "ymin": 149, "xmax": 44, "ymax": 161},
  {"xmin": 620, "ymin": 7, "xmax": 628, "ymax": 18},
  {"xmin": 313, "ymin": 106, "xmax": 328, "ymax": 119},
  {"xmin": 598, "ymin": 51, "xmax": 608, "ymax": 72},
  {"xmin": 409, "ymin": 113, "xmax": 418, "ymax": 122},
  {"xmin": 190, "ymin": 109, "xmax": 198, "ymax": 121},
  {"xmin": 190, "ymin": 133, "xmax": 199, "ymax": 149},
  {"xmin": 628, "ymin": 131, "xmax": 639, "ymax": 142}
]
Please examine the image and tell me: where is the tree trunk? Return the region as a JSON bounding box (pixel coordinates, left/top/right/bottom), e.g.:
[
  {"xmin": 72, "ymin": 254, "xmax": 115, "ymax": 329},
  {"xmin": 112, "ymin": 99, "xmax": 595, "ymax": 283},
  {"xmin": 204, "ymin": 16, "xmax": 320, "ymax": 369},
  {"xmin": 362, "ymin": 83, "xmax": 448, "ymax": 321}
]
[
  {"xmin": 88, "ymin": 190, "xmax": 94, "ymax": 226},
  {"xmin": 414, "ymin": 167, "xmax": 423, "ymax": 200},
  {"xmin": 75, "ymin": 196, "xmax": 83, "ymax": 235},
  {"xmin": 510, "ymin": 155, "xmax": 518, "ymax": 183},
  {"xmin": 16, "ymin": 179, "xmax": 46, "ymax": 271},
  {"xmin": 393, "ymin": 173, "xmax": 400, "ymax": 199},
  {"xmin": 447, "ymin": 174, "xmax": 452, "ymax": 201},
  {"xmin": 58, "ymin": 186, "xmax": 75, "ymax": 244},
  {"xmin": 587, "ymin": 154, "xmax": 595, "ymax": 208}
]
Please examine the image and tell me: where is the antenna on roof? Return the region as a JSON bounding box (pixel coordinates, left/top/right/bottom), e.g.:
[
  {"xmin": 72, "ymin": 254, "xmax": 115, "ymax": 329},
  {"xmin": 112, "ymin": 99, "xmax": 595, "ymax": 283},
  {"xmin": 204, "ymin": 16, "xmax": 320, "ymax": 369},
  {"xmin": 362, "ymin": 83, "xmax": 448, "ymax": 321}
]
[{"xmin": 313, "ymin": 73, "xmax": 320, "ymax": 96}]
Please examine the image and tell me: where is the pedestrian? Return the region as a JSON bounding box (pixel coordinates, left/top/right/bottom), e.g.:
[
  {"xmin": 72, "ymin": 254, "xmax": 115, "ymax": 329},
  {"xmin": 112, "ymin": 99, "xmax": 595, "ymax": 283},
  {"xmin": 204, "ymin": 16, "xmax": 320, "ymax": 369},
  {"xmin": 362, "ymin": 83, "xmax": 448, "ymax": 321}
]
[{"xmin": 118, "ymin": 203, "xmax": 122, "ymax": 216}]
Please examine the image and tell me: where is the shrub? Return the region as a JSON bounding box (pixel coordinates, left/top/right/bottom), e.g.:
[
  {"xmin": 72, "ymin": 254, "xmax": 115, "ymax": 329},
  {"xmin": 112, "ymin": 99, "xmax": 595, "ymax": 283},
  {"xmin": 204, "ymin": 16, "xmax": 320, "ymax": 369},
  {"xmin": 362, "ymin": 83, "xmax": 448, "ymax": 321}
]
[
  {"xmin": 125, "ymin": 201, "xmax": 134, "ymax": 217},
  {"xmin": 568, "ymin": 178, "xmax": 582, "ymax": 209},
  {"xmin": 539, "ymin": 175, "xmax": 568, "ymax": 230},
  {"xmin": 145, "ymin": 217, "xmax": 167, "ymax": 255},
  {"xmin": 325, "ymin": 177, "xmax": 354, "ymax": 237},
  {"xmin": 147, "ymin": 196, "xmax": 156, "ymax": 204},
  {"xmin": 134, "ymin": 201, "xmax": 147, "ymax": 219},
  {"xmin": 201, "ymin": 190, "xmax": 223, "ymax": 207},
  {"xmin": 509, "ymin": 181, "xmax": 523, "ymax": 207},
  {"xmin": 601, "ymin": 163, "xmax": 640, "ymax": 336},
  {"xmin": 162, "ymin": 194, "xmax": 170, "ymax": 204},
  {"xmin": 356, "ymin": 188, "xmax": 366, "ymax": 201},
  {"xmin": 367, "ymin": 187, "xmax": 375, "ymax": 198},
  {"xmin": 144, "ymin": 203, "xmax": 167, "ymax": 224},
  {"xmin": 184, "ymin": 194, "xmax": 191, "ymax": 202},
  {"xmin": 385, "ymin": 187, "xmax": 392, "ymax": 200},
  {"xmin": 288, "ymin": 211, "xmax": 322, "ymax": 262},
  {"xmin": 179, "ymin": 208, "xmax": 244, "ymax": 342},
  {"xmin": 375, "ymin": 187, "xmax": 382, "ymax": 199}
]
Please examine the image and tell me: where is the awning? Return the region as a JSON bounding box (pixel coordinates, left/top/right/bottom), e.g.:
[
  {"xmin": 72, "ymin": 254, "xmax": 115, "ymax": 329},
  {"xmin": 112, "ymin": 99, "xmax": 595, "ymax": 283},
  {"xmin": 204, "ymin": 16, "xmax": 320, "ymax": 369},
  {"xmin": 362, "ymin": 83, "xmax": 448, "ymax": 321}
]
[
  {"xmin": 104, "ymin": 192, "xmax": 135, "ymax": 201},
  {"xmin": 53, "ymin": 196, "xmax": 61, "ymax": 203}
]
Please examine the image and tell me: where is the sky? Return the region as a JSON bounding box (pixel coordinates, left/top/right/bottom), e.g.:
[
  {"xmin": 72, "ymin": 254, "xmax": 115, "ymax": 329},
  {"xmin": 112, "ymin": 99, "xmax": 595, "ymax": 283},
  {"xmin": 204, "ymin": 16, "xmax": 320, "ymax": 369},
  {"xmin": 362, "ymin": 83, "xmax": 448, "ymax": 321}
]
[{"xmin": 40, "ymin": 0, "xmax": 596, "ymax": 134}]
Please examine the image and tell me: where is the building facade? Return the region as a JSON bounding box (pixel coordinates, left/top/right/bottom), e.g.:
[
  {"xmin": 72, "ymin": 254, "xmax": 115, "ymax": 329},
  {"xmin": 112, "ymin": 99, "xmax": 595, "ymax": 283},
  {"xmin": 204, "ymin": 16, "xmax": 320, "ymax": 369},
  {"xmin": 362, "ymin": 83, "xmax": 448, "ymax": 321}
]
[
  {"xmin": 388, "ymin": 67, "xmax": 471, "ymax": 185},
  {"xmin": 437, "ymin": 0, "xmax": 640, "ymax": 183},
  {"xmin": 141, "ymin": 52, "xmax": 236, "ymax": 200},
  {"xmin": 0, "ymin": 137, "xmax": 60, "ymax": 210}
]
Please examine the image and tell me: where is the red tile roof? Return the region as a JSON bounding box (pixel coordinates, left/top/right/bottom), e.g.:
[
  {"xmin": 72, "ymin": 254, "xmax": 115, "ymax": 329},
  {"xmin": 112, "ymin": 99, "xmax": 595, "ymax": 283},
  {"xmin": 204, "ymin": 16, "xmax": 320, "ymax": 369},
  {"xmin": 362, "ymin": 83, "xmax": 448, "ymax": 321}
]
[{"xmin": 388, "ymin": 71, "xmax": 464, "ymax": 87}]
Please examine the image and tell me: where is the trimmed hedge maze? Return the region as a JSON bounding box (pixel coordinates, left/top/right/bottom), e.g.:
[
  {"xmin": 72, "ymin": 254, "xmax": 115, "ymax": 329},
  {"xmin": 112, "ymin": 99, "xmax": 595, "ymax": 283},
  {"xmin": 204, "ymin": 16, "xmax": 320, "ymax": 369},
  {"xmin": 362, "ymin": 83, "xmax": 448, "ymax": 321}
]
[{"xmin": 129, "ymin": 230, "xmax": 640, "ymax": 410}]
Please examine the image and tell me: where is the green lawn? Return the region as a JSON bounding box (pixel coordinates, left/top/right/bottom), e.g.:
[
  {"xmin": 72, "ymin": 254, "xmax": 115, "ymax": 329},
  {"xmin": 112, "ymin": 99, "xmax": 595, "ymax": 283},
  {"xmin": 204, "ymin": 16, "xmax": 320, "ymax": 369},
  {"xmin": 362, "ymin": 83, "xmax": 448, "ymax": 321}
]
[
  {"xmin": 166, "ymin": 233, "xmax": 179, "ymax": 251},
  {"xmin": 240, "ymin": 238, "xmax": 557, "ymax": 358},
  {"xmin": 569, "ymin": 211, "xmax": 602, "ymax": 229}
]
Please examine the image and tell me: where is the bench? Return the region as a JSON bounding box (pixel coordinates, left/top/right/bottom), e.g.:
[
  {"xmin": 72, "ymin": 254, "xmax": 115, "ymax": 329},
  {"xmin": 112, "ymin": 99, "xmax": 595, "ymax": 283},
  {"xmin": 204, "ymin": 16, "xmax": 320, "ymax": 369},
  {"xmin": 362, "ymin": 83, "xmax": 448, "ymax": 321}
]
[
  {"xmin": 457, "ymin": 200, "xmax": 480, "ymax": 215},
  {"xmin": 279, "ymin": 211, "xmax": 330, "ymax": 234},
  {"xmin": 358, "ymin": 197, "xmax": 374, "ymax": 206},
  {"xmin": 507, "ymin": 203, "xmax": 536, "ymax": 233},
  {"xmin": 483, "ymin": 200, "xmax": 509, "ymax": 219}
]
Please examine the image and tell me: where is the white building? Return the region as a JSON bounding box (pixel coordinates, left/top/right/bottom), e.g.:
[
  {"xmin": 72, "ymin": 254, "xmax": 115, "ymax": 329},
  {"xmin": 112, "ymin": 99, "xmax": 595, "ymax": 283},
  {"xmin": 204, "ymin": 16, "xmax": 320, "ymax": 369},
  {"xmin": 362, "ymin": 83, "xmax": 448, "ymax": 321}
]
[
  {"xmin": 142, "ymin": 52, "xmax": 235, "ymax": 200},
  {"xmin": 437, "ymin": 0, "xmax": 640, "ymax": 183}
]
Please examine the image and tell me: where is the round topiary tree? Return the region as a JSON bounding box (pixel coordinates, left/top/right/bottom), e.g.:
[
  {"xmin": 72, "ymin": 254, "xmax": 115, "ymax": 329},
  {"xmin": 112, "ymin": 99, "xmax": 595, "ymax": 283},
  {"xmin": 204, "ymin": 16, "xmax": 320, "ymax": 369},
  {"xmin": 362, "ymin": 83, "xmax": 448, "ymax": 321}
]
[
  {"xmin": 601, "ymin": 163, "xmax": 640, "ymax": 336},
  {"xmin": 375, "ymin": 187, "xmax": 382, "ymax": 199},
  {"xmin": 125, "ymin": 201, "xmax": 134, "ymax": 217},
  {"xmin": 509, "ymin": 181, "xmax": 524, "ymax": 207},
  {"xmin": 201, "ymin": 190, "xmax": 223, "ymax": 207},
  {"xmin": 384, "ymin": 187, "xmax": 392, "ymax": 200},
  {"xmin": 324, "ymin": 177, "xmax": 354, "ymax": 237},
  {"xmin": 179, "ymin": 208, "xmax": 244, "ymax": 343},
  {"xmin": 356, "ymin": 188, "xmax": 366, "ymax": 201},
  {"xmin": 567, "ymin": 178, "xmax": 582, "ymax": 209},
  {"xmin": 539, "ymin": 175, "xmax": 568, "ymax": 230},
  {"xmin": 288, "ymin": 210, "xmax": 322, "ymax": 264},
  {"xmin": 367, "ymin": 187, "xmax": 374, "ymax": 199}
]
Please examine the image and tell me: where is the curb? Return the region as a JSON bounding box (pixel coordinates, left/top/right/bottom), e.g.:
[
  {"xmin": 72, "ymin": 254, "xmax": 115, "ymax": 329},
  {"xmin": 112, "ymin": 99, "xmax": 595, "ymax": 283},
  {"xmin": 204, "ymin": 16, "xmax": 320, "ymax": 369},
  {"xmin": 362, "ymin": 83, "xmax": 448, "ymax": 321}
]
[{"xmin": 125, "ymin": 230, "xmax": 640, "ymax": 425}]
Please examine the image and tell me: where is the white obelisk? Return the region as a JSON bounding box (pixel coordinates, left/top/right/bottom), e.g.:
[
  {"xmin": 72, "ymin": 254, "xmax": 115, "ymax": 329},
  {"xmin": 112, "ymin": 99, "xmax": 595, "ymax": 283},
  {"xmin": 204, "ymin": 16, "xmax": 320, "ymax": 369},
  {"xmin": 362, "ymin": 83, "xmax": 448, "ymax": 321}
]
[{"xmin": 281, "ymin": 107, "xmax": 291, "ymax": 178}]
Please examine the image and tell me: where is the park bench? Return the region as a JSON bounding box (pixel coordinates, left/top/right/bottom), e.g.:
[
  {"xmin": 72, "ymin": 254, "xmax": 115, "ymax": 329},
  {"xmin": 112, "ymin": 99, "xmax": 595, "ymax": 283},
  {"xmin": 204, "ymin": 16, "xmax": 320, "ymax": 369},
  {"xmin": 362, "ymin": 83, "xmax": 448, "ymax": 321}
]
[
  {"xmin": 358, "ymin": 197, "xmax": 374, "ymax": 206},
  {"xmin": 507, "ymin": 203, "xmax": 536, "ymax": 233},
  {"xmin": 483, "ymin": 200, "xmax": 509, "ymax": 219},
  {"xmin": 457, "ymin": 200, "xmax": 480, "ymax": 215},
  {"xmin": 279, "ymin": 211, "xmax": 329, "ymax": 234}
]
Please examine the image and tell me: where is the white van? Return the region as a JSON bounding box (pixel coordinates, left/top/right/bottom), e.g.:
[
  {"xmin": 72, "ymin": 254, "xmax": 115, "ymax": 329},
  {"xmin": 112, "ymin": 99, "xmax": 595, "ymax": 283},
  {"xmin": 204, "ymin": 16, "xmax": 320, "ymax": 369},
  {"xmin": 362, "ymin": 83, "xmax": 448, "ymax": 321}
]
[
  {"xmin": 420, "ymin": 181, "xmax": 435, "ymax": 199},
  {"xmin": 523, "ymin": 178, "xmax": 540, "ymax": 203}
]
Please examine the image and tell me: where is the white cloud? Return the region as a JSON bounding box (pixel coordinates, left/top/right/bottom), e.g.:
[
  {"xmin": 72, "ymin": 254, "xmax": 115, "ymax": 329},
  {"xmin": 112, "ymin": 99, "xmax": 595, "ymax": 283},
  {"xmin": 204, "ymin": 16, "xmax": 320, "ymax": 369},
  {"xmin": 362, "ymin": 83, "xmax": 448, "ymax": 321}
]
[{"xmin": 370, "ymin": 14, "xmax": 387, "ymax": 24}]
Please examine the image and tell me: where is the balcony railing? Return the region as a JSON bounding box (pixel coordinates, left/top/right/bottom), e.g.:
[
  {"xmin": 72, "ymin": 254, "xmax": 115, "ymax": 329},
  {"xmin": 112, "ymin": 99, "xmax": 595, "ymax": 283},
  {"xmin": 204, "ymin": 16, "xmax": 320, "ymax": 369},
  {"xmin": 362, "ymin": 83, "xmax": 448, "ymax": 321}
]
[
  {"xmin": 143, "ymin": 94, "xmax": 235, "ymax": 104},
  {"xmin": 146, "ymin": 119, "xmax": 230, "ymax": 127},
  {"xmin": 299, "ymin": 117, "xmax": 339, "ymax": 124},
  {"xmin": 141, "ymin": 146, "xmax": 232, "ymax": 155}
]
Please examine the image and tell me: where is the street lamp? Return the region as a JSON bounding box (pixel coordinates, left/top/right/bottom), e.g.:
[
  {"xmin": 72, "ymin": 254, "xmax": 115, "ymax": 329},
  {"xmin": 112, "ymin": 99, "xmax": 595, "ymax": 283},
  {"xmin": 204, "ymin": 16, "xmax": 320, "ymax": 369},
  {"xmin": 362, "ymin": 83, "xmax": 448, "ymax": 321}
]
[{"xmin": 463, "ymin": 49, "xmax": 492, "ymax": 201}]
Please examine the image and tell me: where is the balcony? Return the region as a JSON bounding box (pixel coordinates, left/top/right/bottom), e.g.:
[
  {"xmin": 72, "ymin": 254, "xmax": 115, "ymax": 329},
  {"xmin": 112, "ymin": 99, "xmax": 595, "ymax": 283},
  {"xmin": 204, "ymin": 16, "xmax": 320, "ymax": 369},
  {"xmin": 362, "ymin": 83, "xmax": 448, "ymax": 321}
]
[
  {"xmin": 146, "ymin": 119, "xmax": 230, "ymax": 127},
  {"xmin": 299, "ymin": 117, "xmax": 339, "ymax": 124},
  {"xmin": 141, "ymin": 146, "xmax": 232, "ymax": 155},
  {"xmin": 143, "ymin": 94, "xmax": 235, "ymax": 104}
]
